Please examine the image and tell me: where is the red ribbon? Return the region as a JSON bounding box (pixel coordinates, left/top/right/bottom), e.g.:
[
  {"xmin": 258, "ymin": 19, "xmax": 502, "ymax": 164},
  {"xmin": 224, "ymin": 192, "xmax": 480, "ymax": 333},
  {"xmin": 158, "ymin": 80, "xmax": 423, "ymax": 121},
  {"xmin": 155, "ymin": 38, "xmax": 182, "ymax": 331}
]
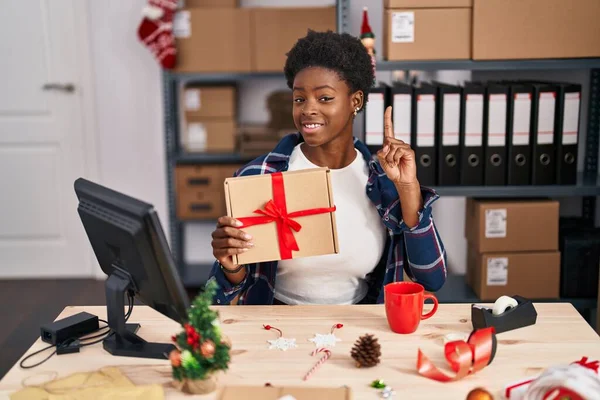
[
  {"xmin": 417, "ymin": 327, "xmax": 495, "ymax": 382},
  {"xmin": 236, "ymin": 172, "xmax": 336, "ymax": 260}
]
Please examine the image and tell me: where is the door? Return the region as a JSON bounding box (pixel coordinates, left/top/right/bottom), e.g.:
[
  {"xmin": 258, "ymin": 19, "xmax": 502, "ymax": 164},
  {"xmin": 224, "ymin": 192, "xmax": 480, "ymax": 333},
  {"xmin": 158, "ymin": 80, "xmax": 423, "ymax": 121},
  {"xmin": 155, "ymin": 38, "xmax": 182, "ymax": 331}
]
[{"xmin": 0, "ymin": 0, "xmax": 95, "ymax": 278}]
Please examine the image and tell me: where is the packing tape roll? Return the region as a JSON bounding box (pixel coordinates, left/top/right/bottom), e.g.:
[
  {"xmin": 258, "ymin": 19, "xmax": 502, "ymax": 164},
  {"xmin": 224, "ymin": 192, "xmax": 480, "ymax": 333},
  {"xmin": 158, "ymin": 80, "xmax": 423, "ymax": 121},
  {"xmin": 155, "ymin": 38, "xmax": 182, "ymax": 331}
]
[
  {"xmin": 443, "ymin": 333, "xmax": 468, "ymax": 345},
  {"xmin": 492, "ymin": 295, "xmax": 518, "ymax": 316}
]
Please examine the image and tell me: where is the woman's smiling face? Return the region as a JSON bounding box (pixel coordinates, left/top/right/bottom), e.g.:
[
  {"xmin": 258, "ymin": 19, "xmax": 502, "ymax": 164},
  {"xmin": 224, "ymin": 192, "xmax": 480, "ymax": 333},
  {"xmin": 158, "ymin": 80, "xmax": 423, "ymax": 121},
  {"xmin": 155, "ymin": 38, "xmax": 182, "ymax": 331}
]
[{"xmin": 292, "ymin": 66, "xmax": 362, "ymax": 147}]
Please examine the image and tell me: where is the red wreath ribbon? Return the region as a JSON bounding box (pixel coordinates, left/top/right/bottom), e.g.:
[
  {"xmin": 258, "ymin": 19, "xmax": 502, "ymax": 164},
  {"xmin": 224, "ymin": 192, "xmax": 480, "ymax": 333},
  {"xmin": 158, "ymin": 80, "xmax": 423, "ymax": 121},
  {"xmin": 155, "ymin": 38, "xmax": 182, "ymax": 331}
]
[
  {"xmin": 236, "ymin": 172, "xmax": 336, "ymax": 260},
  {"xmin": 572, "ymin": 356, "xmax": 599, "ymax": 373},
  {"xmin": 417, "ymin": 327, "xmax": 495, "ymax": 382}
]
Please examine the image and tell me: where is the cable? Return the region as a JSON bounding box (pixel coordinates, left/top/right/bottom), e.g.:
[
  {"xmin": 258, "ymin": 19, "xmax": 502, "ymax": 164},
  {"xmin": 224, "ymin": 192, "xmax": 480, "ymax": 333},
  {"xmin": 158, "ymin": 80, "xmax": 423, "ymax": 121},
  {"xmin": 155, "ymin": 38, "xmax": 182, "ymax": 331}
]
[
  {"xmin": 80, "ymin": 294, "xmax": 134, "ymax": 348},
  {"xmin": 19, "ymin": 292, "xmax": 135, "ymax": 369},
  {"xmin": 18, "ymin": 345, "xmax": 56, "ymax": 369}
]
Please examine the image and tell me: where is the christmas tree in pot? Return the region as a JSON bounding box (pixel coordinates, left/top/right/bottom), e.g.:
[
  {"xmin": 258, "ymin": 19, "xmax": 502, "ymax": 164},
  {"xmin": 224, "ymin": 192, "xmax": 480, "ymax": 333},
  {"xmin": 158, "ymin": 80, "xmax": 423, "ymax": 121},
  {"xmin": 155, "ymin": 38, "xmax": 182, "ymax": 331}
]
[{"xmin": 169, "ymin": 280, "xmax": 231, "ymax": 395}]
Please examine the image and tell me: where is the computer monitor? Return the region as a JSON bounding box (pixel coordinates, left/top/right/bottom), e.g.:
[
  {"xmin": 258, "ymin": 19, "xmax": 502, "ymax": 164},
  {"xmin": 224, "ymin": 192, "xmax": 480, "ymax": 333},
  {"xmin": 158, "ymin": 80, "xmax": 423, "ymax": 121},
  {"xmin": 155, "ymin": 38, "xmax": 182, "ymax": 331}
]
[{"xmin": 74, "ymin": 177, "xmax": 190, "ymax": 360}]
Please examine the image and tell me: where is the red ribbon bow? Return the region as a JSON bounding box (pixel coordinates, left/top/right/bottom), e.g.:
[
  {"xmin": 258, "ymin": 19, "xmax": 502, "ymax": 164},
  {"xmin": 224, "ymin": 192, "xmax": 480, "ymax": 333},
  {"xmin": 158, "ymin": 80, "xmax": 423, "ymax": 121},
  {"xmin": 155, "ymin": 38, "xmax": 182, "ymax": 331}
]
[
  {"xmin": 417, "ymin": 327, "xmax": 496, "ymax": 382},
  {"xmin": 236, "ymin": 172, "xmax": 336, "ymax": 260},
  {"xmin": 572, "ymin": 356, "xmax": 599, "ymax": 373}
]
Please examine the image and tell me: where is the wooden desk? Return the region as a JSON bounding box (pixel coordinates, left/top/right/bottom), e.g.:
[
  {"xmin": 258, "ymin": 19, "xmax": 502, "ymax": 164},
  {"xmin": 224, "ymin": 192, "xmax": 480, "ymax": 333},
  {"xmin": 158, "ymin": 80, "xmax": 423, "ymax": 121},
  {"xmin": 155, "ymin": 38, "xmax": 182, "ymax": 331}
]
[{"xmin": 1, "ymin": 303, "xmax": 599, "ymax": 399}]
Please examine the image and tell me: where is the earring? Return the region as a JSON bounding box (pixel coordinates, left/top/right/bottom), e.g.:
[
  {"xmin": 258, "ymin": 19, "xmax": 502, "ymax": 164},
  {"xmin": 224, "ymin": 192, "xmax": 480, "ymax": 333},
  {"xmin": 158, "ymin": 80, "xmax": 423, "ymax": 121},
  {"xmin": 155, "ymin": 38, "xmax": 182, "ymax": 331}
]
[{"xmin": 354, "ymin": 107, "xmax": 359, "ymax": 116}]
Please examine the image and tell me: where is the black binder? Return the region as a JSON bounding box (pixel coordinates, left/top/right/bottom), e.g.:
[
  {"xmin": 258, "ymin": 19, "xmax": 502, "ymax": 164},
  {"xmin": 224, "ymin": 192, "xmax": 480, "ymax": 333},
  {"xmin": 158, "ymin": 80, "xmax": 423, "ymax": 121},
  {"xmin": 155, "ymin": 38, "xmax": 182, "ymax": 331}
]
[
  {"xmin": 555, "ymin": 83, "xmax": 581, "ymax": 185},
  {"xmin": 506, "ymin": 82, "xmax": 533, "ymax": 186},
  {"xmin": 413, "ymin": 83, "xmax": 437, "ymax": 186},
  {"xmin": 529, "ymin": 82, "xmax": 558, "ymax": 185},
  {"xmin": 432, "ymin": 81, "xmax": 461, "ymax": 186},
  {"xmin": 390, "ymin": 82, "xmax": 413, "ymax": 147},
  {"xmin": 460, "ymin": 82, "xmax": 485, "ymax": 186},
  {"xmin": 364, "ymin": 83, "xmax": 390, "ymax": 154},
  {"xmin": 483, "ymin": 82, "xmax": 509, "ymax": 186}
]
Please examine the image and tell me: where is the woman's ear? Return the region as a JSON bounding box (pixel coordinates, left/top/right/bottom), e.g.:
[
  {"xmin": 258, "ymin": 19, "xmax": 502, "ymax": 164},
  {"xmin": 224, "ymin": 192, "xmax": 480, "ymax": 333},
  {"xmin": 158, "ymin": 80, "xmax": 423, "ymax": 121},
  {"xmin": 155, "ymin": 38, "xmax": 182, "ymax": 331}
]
[{"xmin": 351, "ymin": 90, "xmax": 364, "ymax": 113}]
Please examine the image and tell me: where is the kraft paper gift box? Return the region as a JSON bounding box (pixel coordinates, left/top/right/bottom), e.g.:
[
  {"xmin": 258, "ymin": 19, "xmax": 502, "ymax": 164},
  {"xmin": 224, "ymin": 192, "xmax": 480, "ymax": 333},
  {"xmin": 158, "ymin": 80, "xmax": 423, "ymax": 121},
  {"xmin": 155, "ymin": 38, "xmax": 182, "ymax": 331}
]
[
  {"xmin": 218, "ymin": 385, "xmax": 352, "ymax": 400},
  {"xmin": 223, "ymin": 167, "xmax": 339, "ymax": 265}
]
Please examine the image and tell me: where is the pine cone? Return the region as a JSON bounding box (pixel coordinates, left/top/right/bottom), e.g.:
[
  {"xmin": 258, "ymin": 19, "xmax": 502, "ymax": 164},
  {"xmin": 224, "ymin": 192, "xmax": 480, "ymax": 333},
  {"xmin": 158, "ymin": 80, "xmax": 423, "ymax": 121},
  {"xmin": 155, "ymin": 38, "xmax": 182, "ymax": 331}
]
[{"xmin": 350, "ymin": 334, "xmax": 381, "ymax": 368}]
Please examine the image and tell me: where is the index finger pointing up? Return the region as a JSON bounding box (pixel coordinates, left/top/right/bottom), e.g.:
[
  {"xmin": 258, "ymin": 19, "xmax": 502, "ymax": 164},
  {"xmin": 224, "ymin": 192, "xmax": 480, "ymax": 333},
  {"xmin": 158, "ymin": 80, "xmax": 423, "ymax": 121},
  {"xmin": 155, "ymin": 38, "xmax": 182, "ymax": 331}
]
[{"xmin": 384, "ymin": 106, "xmax": 394, "ymax": 139}]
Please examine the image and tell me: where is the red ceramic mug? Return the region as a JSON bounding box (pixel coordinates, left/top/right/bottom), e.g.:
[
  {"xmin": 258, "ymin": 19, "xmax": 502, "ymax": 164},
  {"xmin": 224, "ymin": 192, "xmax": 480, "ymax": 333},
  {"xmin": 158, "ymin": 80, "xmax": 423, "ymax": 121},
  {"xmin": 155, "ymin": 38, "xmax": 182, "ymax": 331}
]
[{"xmin": 384, "ymin": 281, "xmax": 439, "ymax": 334}]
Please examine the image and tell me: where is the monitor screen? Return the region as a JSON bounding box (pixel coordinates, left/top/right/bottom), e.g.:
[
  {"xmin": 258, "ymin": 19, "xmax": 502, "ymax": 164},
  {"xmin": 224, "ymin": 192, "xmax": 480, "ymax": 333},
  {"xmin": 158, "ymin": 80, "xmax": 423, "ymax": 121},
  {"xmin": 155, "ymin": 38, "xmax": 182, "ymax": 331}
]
[{"xmin": 75, "ymin": 178, "xmax": 190, "ymax": 325}]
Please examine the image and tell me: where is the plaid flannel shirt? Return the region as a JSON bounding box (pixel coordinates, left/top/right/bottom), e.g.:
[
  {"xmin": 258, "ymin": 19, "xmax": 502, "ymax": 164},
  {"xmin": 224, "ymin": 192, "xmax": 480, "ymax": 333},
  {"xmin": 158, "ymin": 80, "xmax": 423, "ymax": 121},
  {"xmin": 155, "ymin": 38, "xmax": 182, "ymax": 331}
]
[{"xmin": 208, "ymin": 133, "xmax": 447, "ymax": 305}]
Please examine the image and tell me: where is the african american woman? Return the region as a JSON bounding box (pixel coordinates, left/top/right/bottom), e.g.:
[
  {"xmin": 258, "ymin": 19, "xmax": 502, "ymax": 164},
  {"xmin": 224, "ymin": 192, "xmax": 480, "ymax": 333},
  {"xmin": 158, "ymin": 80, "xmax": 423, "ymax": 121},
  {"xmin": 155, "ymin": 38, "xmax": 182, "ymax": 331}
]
[{"xmin": 208, "ymin": 30, "xmax": 447, "ymax": 306}]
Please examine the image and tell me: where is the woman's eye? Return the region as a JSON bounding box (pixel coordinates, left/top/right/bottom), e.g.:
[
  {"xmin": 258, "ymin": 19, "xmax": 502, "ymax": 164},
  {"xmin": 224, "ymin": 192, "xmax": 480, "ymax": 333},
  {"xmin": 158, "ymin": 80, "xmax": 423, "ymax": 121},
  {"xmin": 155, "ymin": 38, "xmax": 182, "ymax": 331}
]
[
  {"xmin": 294, "ymin": 98, "xmax": 304, "ymax": 103},
  {"xmin": 320, "ymin": 97, "xmax": 333, "ymax": 102}
]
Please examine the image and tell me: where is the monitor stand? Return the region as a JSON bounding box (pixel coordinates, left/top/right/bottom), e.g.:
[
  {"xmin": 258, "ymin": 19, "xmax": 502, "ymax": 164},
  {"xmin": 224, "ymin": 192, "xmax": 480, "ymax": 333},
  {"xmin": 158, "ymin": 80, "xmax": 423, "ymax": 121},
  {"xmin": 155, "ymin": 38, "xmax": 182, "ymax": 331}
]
[{"xmin": 103, "ymin": 267, "xmax": 176, "ymax": 359}]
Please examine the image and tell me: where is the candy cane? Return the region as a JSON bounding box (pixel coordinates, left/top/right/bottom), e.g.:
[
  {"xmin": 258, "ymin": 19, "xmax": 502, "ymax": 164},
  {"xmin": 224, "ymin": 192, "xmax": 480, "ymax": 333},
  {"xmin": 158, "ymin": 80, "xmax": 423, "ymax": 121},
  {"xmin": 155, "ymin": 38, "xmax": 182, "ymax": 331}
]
[{"xmin": 303, "ymin": 347, "xmax": 331, "ymax": 381}]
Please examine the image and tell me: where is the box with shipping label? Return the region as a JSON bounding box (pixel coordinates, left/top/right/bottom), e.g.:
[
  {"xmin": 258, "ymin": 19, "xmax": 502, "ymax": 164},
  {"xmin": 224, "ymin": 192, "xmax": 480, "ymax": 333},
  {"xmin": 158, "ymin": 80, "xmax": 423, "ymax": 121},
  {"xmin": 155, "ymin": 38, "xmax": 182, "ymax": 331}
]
[
  {"xmin": 183, "ymin": 0, "xmax": 237, "ymax": 7},
  {"xmin": 173, "ymin": 8, "xmax": 251, "ymax": 72},
  {"xmin": 224, "ymin": 167, "xmax": 339, "ymax": 265},
  {"xmin": 472, "ymin": 0, "xmax": 600, "ymax": 60},
  {"xmin": 383, "ymin": 1, "xmax": 471, "ymax": 61},
  {"xmin": 182, "ymin": 118, "xmax": 236, "ymax": 153},
  {"xmin": 385, "ymin": 0, "xmax": 472, "ymax": 7},
  {"xmin": 176, "ymin": 165, "xmax": 241, "ymax": 220},
  {"xmin": 182, "ymin": 86, "xmax": 236, "ymax": 119},
  {"xmin": 219, "ymin": 385, "xmax": 352, "ymax": 400},
  {"xmin": 467, "ymin": 247, "xmax": 560, "ymax": 301},
  {"xmin": 465, "ymin": 199, "xmax": 559, "ymax": 253},
  {"xmin": 250, "ymin": 7, "xmax": 336, "ymax": 72}
]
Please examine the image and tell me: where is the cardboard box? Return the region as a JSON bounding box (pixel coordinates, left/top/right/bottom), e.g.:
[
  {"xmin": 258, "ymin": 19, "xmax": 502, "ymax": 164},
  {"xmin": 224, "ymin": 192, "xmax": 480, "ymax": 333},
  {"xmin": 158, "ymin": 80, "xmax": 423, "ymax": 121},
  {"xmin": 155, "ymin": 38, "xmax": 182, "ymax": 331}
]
[
  {"xmin": 383, "ymin": 7, "xmax": 471, "ymax": 61},
  {"xmin": 224, "ymin": 167, "xmax": 339, "ymax": 265},
  {"xmin": 219, "ymin": 385, "xmax": 352, "ymax": 400},
  {"xmin": 183, "ymin": 0, "xmax": 237, "ymax": 7},
  {"xmin": 183, "ymin": 86, "xmax": 236, "ymax": 119},
  {"xmin": 177, "ymin": 189, "xmax": 226, "ymax": 219},
  {"xmin": 467, "ymin": 247, "xmax": 560, "ymax": 301},
  {"xmin": 465, "ymin": 199, "xmax": 559, "ymax": 252},
  {"xmin": 473, "ymin": 0, "xmax": 600, "ymax": 60},
  {"xmin": 174, "ymin": 8, "xmax": 251, "ymax": 72},
  {"xmin": 183, "ymin": 118, "xmax": 236, "ymax": 153},
  {"xmin": 385, "ymin": 0, "xmax": 472, "ymax": 7},
  {"xmin": 176, "ymin": 165, "xmax": 240, "ymax": 219},
  {"xmin": 250, "ymin": 7, "xmax": 336, "ymax": 72}
]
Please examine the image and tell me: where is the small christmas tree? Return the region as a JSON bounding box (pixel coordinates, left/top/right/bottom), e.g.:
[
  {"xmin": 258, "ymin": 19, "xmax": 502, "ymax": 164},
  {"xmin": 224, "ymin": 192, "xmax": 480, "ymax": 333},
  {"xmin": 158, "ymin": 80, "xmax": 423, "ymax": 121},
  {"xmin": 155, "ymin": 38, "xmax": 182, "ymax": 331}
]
[{"xmin": 169, "ymin": 280, "xmax": 231, "ymax": 384}]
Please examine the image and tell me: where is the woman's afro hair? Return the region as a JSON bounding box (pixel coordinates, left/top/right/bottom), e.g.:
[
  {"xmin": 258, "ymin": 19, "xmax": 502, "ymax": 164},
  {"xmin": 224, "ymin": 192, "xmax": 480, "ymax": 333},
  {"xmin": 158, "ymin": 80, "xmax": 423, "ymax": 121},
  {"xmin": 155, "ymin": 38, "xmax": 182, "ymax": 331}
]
[{"xmin": 284, "ymin": 30, "xmax": 375, "ymax": 108}]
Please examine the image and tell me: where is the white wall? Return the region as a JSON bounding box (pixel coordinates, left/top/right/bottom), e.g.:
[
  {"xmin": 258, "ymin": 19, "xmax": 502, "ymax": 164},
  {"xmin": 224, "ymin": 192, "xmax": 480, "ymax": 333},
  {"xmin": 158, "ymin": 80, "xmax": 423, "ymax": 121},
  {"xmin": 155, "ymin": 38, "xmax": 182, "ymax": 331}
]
[
  {"xmin": 86, "ymin": 0, "xmax": 596, "ymax": 276},
  {"xmin": 87, "ymin": 0, "xmax": 168, "ymax": 233}
]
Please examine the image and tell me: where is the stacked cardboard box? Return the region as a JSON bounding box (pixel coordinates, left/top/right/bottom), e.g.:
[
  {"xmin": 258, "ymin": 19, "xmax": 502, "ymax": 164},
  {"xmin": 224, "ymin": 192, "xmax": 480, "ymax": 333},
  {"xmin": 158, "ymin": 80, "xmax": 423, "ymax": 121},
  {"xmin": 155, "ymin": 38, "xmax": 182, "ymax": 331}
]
[
  {"xmin": 181, "ymin": 85, "xmax": 237, "ymax": 153},
  {"xmin": 183, "ymin": 0, "xmax": 238, "ymax": 7},
  {"xmin": 175, "ymin": 164, "xmax": 241, "ymax": 220},
  {"xmin": 465, "ymin": 198, "xmax": 561, "ymax": 301},
  {"xmin": 383, "ymin": 0, "xmax": 472, "ymax": 61},
  {"xmin": 472, "ymin": 0, "xmax": 600, "ymax": 60},
  {"xmin": 173, "ymin": 5, "xmax": 335, "ymax": 73},
  {"xmin": 381, "ymin": 0, "xmax": 600, "ymax": 61}
]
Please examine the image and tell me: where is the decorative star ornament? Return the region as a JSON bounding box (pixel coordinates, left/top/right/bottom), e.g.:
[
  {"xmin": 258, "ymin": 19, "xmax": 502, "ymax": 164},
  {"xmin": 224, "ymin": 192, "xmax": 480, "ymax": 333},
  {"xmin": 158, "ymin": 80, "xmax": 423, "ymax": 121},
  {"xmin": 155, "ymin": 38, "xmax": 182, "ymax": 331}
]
[
  {"xmin": 308, "ymin": 323, "xmax": 344, "ymax": 348},
  {"xmin": 267, "ymin": 337, "xmax": 298, "ymax": 351},
  {"xmin": 263, "ymin": 324, "xmax": 297, "ymax": 351},
  {"xmin": 309, "ymin": 333, "xmax": 341, "ymax": 348}
]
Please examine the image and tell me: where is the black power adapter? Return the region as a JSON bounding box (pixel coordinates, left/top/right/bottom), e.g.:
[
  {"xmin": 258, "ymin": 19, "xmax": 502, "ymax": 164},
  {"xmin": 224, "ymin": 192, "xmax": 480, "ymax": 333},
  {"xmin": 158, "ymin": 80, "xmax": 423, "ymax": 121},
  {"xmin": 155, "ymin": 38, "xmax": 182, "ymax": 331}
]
[{"xmin": 40, "ymin": 312, "xmax": 100, "ymax": 345}]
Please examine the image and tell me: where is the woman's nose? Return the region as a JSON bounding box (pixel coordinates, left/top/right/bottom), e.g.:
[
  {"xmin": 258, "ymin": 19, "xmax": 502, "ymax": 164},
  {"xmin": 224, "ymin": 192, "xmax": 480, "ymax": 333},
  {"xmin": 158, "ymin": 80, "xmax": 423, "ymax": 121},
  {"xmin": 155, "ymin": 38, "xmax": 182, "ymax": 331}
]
[{"xmin": 302, "ymin": 103, "xmax": 318, "ymax": 115}]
